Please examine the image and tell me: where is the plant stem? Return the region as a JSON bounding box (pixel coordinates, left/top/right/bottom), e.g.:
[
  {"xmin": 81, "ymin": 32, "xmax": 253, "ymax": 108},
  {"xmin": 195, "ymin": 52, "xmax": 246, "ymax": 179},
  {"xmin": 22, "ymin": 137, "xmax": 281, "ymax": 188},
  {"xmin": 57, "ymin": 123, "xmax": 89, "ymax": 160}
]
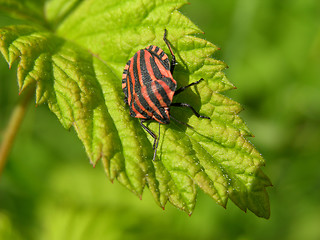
[{"xmin": 0, "ymin": 88, "xmax": 34, "ymax": 178}]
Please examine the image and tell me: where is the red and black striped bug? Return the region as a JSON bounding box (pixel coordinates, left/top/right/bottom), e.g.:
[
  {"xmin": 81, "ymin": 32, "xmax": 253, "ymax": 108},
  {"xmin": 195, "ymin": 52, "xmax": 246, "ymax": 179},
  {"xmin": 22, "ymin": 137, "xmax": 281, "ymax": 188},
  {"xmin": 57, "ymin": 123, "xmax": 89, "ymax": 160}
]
[{"xmin": 122, "ymin": 29, "xmax": 210, "ymax": 161}]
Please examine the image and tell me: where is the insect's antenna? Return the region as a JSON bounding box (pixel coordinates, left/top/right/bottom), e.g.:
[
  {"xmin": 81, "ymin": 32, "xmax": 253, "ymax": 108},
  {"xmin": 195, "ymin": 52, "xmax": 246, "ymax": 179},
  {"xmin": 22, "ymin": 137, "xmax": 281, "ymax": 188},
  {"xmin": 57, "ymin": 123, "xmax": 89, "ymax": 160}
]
[
  {"xmin": 163, "ymin": 29, "xmax": 175, "ymax": 57},
  {"xmin": 163, "ymin": 29, "xmax": 176, "ymax": 74},
  {"xmin": 170, "ymin": 115, "xmax": 193, "ymax": 129}
]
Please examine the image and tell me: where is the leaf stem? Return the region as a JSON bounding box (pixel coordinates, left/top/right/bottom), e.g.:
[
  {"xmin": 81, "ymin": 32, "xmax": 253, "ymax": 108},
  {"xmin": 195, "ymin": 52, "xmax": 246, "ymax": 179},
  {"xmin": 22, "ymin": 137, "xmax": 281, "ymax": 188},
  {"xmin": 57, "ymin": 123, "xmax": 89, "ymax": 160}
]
[{"xmin": 0, "ymin": 87, "xmax": 34, "ymax": 178}]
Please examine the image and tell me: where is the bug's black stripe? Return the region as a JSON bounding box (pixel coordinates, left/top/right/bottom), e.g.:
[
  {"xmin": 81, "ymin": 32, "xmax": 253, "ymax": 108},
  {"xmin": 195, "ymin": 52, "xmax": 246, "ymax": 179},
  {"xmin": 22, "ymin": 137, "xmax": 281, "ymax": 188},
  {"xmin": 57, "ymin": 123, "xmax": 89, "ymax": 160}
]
[
  {"xmin": 150, "ymin": 56, "xmax": 162, "ymax": 79},
  {"xmin": 127, "ymin": 62, "xmax": 135, "ymax": 105},
  {"xmin": 140, "ymin": 50, "xmax": 153, "ymax": 87},
  {"xmin": 132, "ymin": 51, "xmax": 141, "ymax": 96},
  {"xmin": 154, "ymin": 81, "xmax": 172, "ymax": 106}
]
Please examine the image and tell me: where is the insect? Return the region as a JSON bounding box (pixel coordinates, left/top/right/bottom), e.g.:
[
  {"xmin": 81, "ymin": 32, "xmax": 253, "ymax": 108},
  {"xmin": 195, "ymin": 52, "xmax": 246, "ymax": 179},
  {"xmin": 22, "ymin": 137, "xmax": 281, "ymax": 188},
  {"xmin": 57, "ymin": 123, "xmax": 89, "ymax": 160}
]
[{"xmin": 122, "ymin": 29, "xmax": 210, "ymax": 161}]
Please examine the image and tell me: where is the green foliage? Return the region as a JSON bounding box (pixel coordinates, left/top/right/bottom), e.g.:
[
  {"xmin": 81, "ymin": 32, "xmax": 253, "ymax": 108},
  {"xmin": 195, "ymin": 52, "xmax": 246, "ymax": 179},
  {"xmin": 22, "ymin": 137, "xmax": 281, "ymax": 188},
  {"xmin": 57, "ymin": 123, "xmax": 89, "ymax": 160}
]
[{"xmin": 0, "ymin": 0, "xmax": 271, "ymax": 218}]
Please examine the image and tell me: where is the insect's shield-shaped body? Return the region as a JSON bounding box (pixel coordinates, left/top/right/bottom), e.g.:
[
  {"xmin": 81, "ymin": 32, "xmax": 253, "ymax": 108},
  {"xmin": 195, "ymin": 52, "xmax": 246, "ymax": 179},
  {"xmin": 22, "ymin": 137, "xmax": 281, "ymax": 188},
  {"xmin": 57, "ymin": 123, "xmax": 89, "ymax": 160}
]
[
  {"xmin": 122, "ymin": 45, "xmax": 177, "ymax": 124},
  {"xmin": 122, "ymin": 30, "xmax": 209, "ymax": 161}
]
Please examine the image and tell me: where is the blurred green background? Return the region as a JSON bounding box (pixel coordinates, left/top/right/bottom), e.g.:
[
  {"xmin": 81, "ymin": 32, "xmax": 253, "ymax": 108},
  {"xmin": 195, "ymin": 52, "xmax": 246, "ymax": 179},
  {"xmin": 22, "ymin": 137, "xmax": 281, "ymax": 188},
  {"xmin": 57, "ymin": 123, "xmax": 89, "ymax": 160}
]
[{"xmin": 1, "ymin": 0, "xmax": 320, "ymax": 239}]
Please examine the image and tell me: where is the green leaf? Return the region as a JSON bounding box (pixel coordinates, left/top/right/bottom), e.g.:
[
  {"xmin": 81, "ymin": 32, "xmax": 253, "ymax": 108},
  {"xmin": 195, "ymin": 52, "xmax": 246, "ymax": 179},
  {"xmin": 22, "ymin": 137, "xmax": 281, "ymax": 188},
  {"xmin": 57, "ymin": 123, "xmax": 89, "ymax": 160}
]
[
  {"xmin": 0, "ymin": 0, "xmax": 271, "ymax": 218},
  {"xmin": 0, "ymin": 0, "xmax": 47, "ymax": 27}
]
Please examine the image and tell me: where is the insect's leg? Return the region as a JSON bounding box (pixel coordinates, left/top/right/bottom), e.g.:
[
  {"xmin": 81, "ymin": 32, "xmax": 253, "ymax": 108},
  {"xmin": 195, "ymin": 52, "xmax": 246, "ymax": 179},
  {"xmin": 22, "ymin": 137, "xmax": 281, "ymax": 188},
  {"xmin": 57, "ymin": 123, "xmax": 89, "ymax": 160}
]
[
  {"xmin": 174, "ymin": 78, "xmax": 204, "ymax": 96},
  {"xmin": 171, "ymin": 102, "xmax": 210, "ymax": 119},
  {"xmin": 163, "ymin": 29, "xmax": 176, "ymax": 74},
  {"xmin": 170, "ymin": 115, "xmax": 193, "ymax": 129},
  {"xmin": 140, "ymin": 120, "xmax": 160, "ymax": 161}
]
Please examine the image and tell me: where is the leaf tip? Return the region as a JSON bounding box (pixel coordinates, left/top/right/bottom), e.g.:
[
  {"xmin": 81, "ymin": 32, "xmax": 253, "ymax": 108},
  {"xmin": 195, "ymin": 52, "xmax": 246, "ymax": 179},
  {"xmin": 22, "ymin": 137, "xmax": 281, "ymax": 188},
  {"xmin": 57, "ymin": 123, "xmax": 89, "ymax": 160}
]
[
  {"xmin": 221, "ymin": 201, "xmax": 227, "ymax": 209},
  {"xmin": 90, "ymin": 161, "xmax": 96, "ymax": 168}
]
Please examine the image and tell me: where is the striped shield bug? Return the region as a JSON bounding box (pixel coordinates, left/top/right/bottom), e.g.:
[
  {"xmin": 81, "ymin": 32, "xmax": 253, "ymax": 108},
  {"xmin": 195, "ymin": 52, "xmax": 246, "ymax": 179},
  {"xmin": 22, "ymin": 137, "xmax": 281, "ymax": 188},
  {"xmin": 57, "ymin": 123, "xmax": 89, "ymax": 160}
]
[{"xmin": 122, "ymin": 29, "xmax": 210, "ymax": 161}]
